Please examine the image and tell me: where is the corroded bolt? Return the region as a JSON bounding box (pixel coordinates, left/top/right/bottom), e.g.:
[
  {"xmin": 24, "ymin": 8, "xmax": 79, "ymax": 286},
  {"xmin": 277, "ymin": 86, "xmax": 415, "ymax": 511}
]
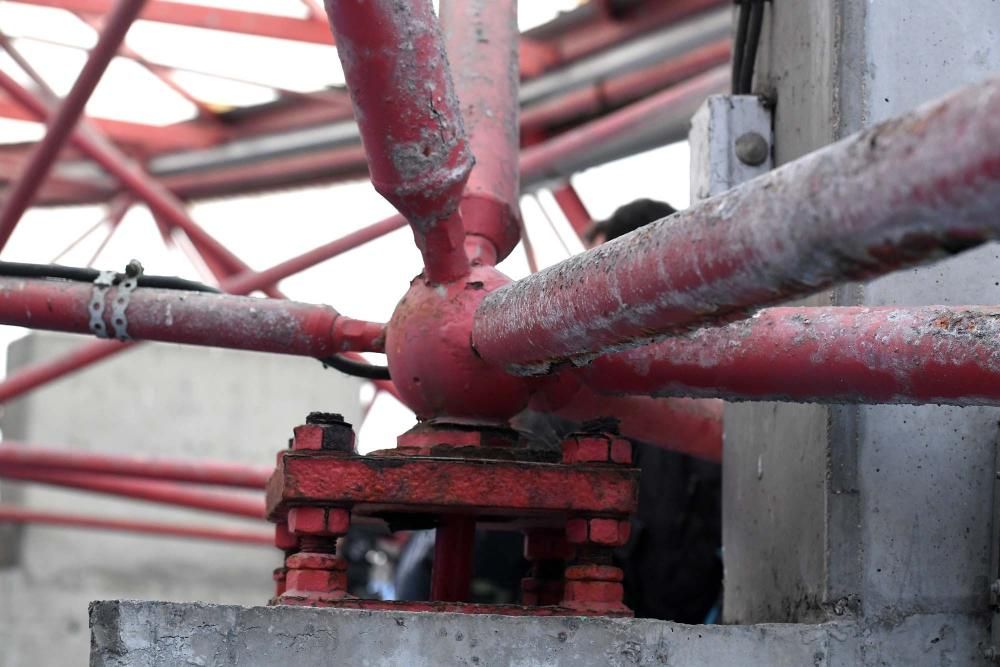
[
  {"xmin": 566, "ymin": 517, "xmax": 631, "ymax": 546},
  {"xmin": 561, "ymin": 435, "xmax": 632, "ymax": 465},
  {"xmin": 292, "ymin": 413, "xmax": 356, "ymax": 452},
  {"xmin": 287, "ymin": 507, "xmax": 351, "ymax": 536},
  {"xmin": 735, "ymin": 131, "xmax": 769, "ymax": 166}
]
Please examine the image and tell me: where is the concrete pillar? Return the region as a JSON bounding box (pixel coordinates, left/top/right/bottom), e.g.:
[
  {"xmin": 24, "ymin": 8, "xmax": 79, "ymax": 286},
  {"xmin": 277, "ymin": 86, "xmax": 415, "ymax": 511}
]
[
  {"xmin": 722, "ymin": 2, "xmax": 1000, "ymax": 654},
  {"xmin": 0, "ymin": 333, "xmax": 362, "ymax": 667}
]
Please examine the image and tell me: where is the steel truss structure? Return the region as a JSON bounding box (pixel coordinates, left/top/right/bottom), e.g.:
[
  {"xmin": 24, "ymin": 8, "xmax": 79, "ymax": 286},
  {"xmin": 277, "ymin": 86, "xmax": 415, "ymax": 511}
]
[{"xmin": 0, "ymin": 0, "xmax": 998, "ymax": 617}]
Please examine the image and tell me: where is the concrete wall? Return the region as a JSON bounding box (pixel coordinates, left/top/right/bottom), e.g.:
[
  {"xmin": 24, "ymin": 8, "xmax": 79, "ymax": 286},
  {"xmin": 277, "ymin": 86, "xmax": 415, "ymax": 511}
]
[
  {"xmin": 723, "ymin": 2, "xmax": 1000, "ymax": 655},
  {"xmin": 0, "ymin": 333, "xmax": 362, "ymax": 667}
]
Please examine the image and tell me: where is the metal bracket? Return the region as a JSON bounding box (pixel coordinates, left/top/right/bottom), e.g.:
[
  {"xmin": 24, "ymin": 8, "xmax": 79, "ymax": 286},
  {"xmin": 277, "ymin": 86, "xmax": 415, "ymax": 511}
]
[
  {"xmin": 88, "ymin": 270, "xmax": 116, "ymax": 339},
  {"xmin": 110, "ymin": 264, "xmax": 142, "ymax": 341}
]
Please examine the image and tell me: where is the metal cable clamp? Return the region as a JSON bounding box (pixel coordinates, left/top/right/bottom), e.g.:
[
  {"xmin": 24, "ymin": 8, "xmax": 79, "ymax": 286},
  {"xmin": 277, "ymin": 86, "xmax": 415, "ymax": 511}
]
[{"xmin": 88, "ymin": 270, "xmax": 117, "ymax": 339}]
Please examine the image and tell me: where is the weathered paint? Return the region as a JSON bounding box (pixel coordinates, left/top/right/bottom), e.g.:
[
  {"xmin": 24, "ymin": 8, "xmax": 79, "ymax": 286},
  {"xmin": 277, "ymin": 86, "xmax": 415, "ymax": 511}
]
[
  {"xmin": 473, "ymin": 76, "xmax": 1000, "ymax": 373},
  {"xmin": 0, "ymin": 277, "xmax": 385, "ymax": 357},
  {"xmin": 325, "ymin": 0, "xmax": 472, "ymax": 283},
  {"xmin": 587, "ymin": 306, "xmax": 1000, "ymax": 406},
  {"xmin": 440, "ymin": 0, "xmax": 522, "ymax": 263}
]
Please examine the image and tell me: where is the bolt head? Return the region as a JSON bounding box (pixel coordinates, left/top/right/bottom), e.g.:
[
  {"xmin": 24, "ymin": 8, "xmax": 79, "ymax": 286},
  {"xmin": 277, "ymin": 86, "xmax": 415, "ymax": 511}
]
[{"xmin": 735, "ymin": 131, "xmax": 770, "ymax": 166}]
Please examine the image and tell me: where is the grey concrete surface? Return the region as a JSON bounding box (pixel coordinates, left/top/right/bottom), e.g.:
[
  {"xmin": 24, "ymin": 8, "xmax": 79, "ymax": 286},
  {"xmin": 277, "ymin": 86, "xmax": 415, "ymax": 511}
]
[
  {"xmin": 90, "ymin": 600, "xmax": 864, "ymax": 667},
  {"xmin": 0, "ymin": 333, "xmax": 363, "ymax": 667},
  {"xmin": 722, "ymin": 0, "xmax": 1000, "ymax": 651}
]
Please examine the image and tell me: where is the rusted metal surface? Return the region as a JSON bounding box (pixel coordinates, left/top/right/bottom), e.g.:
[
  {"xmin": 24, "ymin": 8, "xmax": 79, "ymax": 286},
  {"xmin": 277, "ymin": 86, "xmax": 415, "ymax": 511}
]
[
  {"xmin": 0, "ymin": 277, "xmax": 386, "ymax": 356},
  {"xmin": 326, "ymin": 0, "xmax": 473, "ymax": 283},
  {"xmin": 585, "ymin": 306, "xmax": 1000, "ymax": 406},
  {"xmin": 441, "ymin": 0, "xmax": 522, "ymax": 264},
  {"xmin": 0, "ymin": 465, "xmax": 264, "ymax": 518},
  {"xmin": 0, "ymin": 504, "xmax": 272, "ymax": 545},
  {"xmin": 0, "ymin": 444, "xmax": 270, "ymax": 488},
  {"xmin": 266, "ymin": 452, "xmax": 638, "ymax": 519},
  {"xmin": 0, "ymin": 0, "xmax": 147, "ymax": 251},
  {"xmin": 474, "ymin": 76, "xmax": 1000, "ymax": 373}
]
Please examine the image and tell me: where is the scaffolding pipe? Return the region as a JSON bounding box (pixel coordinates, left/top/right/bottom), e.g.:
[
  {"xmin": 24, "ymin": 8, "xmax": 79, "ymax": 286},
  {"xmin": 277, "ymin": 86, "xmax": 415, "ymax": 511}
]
[
  {"xmin": 325, "ymin": 0, "xmax": 473, "ymax": 283},
  {"xmin": 584, "ymin": 306, "xmax": 1000, "ymax": 406},
  {"xmin": 441, "ymin": 0, "xmax": 522, "ymax": 263},
  {"xmin": 0, "ymin": 504, "xmax": 272, "ymax": 545},
  {"xmin": 0, "ymin": 0, "xmax": 146, "ymax": 251},
  {"xmin": 474, "ymin": 76, "xmax": 1000, "ymax": 373},
  {"xmin": 0, "ymin": 277, "xmax": 385, "ymax": 356},
  {"xmin": 0, "ymin": 214, "xmax": 405, "ymax": 404},
  {"xmin": 0, "ymin": 445, "xmax": 271, "ymax": 488},
  {"xmin": 0, "ymin": 465, "xmax": 264, "ymax": 518}
]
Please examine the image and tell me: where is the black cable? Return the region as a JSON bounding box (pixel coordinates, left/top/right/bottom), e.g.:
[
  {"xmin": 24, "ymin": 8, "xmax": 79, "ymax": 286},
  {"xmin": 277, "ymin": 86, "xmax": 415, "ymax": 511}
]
[
  {"xmin": 319, "ymin": 353, "xmax": 391, "ymax": 381},
  {"xmin": 0, "ymin": 260, "xmax": 391, "ymax": 381},
  {"xmin": 737, "ymin": 0, "xmax": 765, "ymax": 95},
  {"xmin": 0, "ymin": 261, "xmax": 221, "ymax": 293},
  {"xmin": 731, "ymin": 0, "xmax": 750, "ymax": 93}
]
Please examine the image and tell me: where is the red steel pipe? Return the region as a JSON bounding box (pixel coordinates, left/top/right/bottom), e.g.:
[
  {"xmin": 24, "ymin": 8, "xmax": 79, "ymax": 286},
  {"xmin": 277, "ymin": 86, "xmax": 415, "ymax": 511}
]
[
  {"xmin": 0, "ymin": 69, "xmax": 283, "ymax": 299},
  {"xmin": 0, "ymin": 277, "xmax": 385, "ymax": 356},
  {"xmin": 0, "ymin": 215, "xmax": 405, "ymax": 405},
  {"xmin": 325, "ymin": 0, "xmax": 473, "ymax": 283},
  {"xmin": 475, "ymin": 76, "xmax": 1000, "ymax": 373},
  {"xmin": 0, "ymin": 504, "xmax": 272, "ymax": 545},
  {"xmin": 585, "ymin": 306, "xmax": 1000, "ymax": 407},
  {"xmin": 441, "ymin": 0, "xmax": 522, "ymax": 263},
  {"xmin": 0, "ymin": 0, "xmax": 146, "ymax": 251},
  {"xmin": 0, "ymin": 444, "xmax": 271, "ymax": 488},
  {"xmin": 518, "ymin": 66, "xmax": 728, "ymax": 185},
  {"xmin": 431, "ymin": 515, "xmax": 476, "ymax": 602},
  {"xmin": 0, "ymin": 465, "xmax": 264, "ymax": 518},
  {"xmin": 552, "ymin": 183, "xmax": 592, "ymax": 243},
  {"xmin": 521, "ymin": 38, "xmax": 731, "ymax": 135}
]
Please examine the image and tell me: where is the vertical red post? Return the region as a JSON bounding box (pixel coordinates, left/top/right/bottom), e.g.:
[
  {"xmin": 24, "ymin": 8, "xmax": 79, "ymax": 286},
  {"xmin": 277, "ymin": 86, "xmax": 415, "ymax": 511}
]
[
  {"xmin": 430, "ymin": 515, "xmax": 476, "ymax": 602},
  {"xmin": 440, "ymin": 0, "xmax": 522, "ymax": 264},
  {"xmin": 324, "ymin": 0, "xmax": 473, "ymax": 283},
  {"xmin": 0, "ymin": 0, "xmax": 147, "ymax": 251}
]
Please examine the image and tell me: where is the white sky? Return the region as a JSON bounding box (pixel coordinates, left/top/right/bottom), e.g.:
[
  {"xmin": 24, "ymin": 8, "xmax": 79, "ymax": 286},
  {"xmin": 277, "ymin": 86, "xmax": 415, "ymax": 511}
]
[{"xmin": 0, "ymin": 0, "xmax": 693, "ymax": 453}]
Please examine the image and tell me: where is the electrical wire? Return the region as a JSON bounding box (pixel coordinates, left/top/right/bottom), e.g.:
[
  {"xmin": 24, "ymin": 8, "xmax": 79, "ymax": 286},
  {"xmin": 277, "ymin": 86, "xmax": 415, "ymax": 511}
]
[
  {"xmin": 0, "ymin": 261, "xmax": 391, "ymax": 381},
  {"xmin": 731, "ymin": 0, "xmax": 765, "ymax": 95}
]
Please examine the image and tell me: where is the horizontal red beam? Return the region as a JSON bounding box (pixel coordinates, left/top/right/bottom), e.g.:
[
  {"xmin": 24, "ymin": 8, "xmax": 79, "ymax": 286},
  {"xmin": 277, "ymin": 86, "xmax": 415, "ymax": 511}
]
[
  {"xmin": 0, "ymin": 213, "xmax": 405, "ymax": 405},
  {"xmin": 585, "ymin": 306, "xmax": 1000, "ymax": 406},
  {"xmin": 474, "ymin": 76, "xmax": 1000, "ymax": 373},
  {"xmin": 0, "ymin": 276, "xmax": 386, "ymax": 356},
  {"xmin": 0, "ymin": 444, "xmax": 270, "ymax": 488},
  {"xmin": 0, "ymin": 504, "xmax": 271, "ymax": 545},
  {"xmin": 0, "ymin": 465, "xmax": 264, "ymax": 518},
  {"xmin": 10, "ymin": 0, "xmax": 334, "ymax": 43}
]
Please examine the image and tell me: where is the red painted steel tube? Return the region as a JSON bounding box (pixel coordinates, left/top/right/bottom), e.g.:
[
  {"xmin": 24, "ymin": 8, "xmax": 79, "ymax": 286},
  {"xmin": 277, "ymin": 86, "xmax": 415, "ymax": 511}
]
[
  {"xmin": 325, "ymin": 0, "xmax": 473, "ymax": 283},
  {"xmin": 0, "ymin": 465, "xmax": 264, "ymax": 518},
  {"xmin": 431, "ymin": 515, "xmax": 476, "ymax": 602},
  {"xmin": 0, "ymin": 0, "xmax": 146, "ymax": 251},
  {"xmin": 530, "ymin": 383, "xmax": 723, "ymax": 462},
  {"xmin": 521, "ymin": 39, "xmax": 731, "ymax": 135},
  {"xmin": 0, "ymin": 504, "xmax": 272, "ymax": 545},
  {"xmin": 551, "ymin": 183, "xmax": 592, "ymax": 243},
  {"xmin": 0, "ymin": 215, "xmax": 405, "ymax": 405},
  {"xmin": 475, "ymin": 76, "xmax": 1000, "ymax": 373},
  {"xmin": 585, "ymin": 306, "xmax": 1000, "ymax": 406},
  {"xmin": 518, "ymin": 66, "xmax": 728, "ymax": 185},
  {"xmin": 440, "ymin": 0, "xmax": 522, "ymax": 263},
  {"xmin": 0, "ymin": 444, "xmax": 270, "ymax": 488},
  {"xmin": 0, "ymin": 69, "xmax": 283, "ymax": 299},
  {"xmin": 0, "ymin": 277, "xmax": 385, "ymax": 356},
  {"xmin": 0, "ymin": 339, "xmax": 127, "ymax": 404}
]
